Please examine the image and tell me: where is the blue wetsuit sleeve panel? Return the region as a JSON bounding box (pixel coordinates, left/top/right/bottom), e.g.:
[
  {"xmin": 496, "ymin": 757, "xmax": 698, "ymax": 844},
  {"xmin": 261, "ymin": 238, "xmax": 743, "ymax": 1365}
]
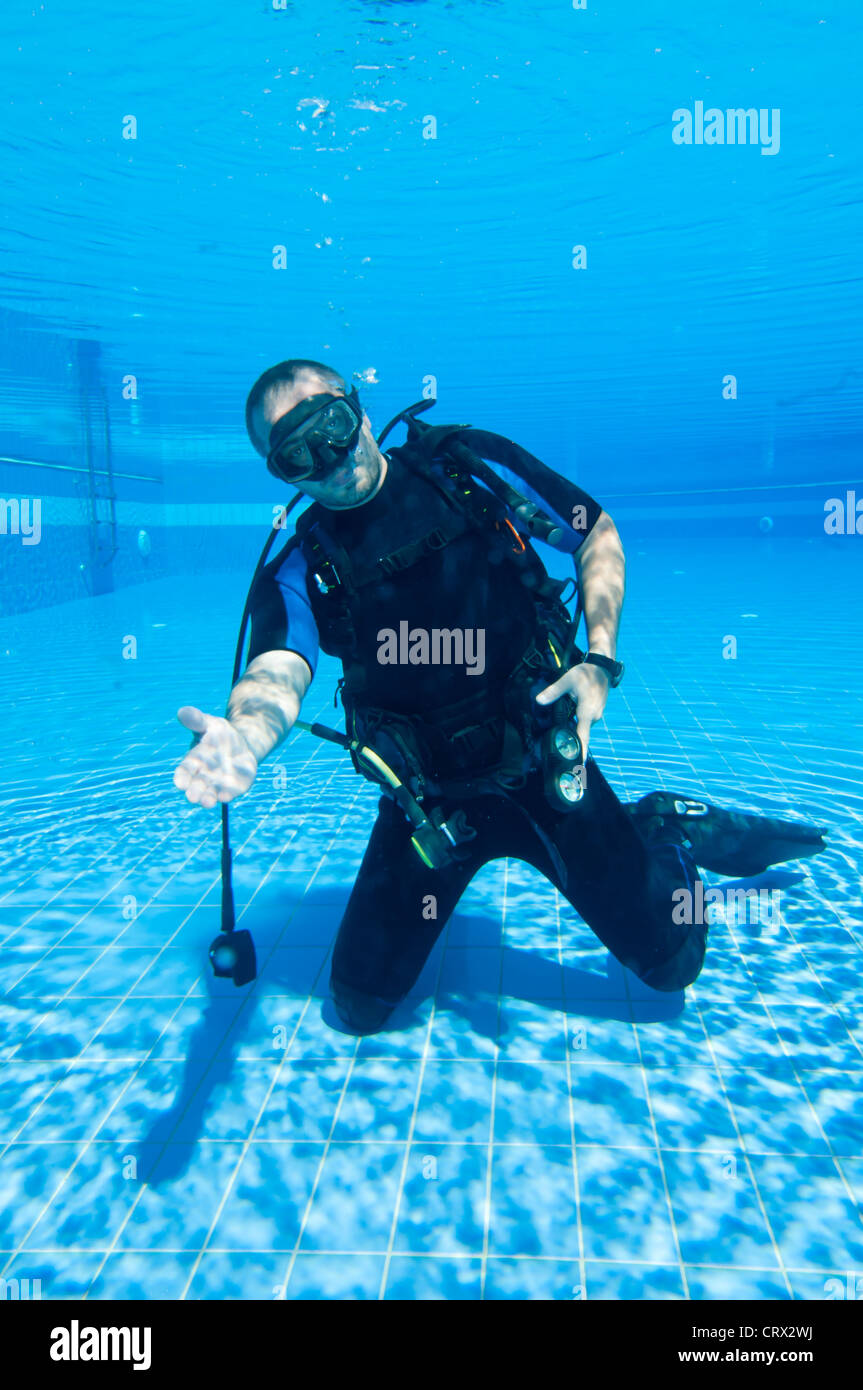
[
  {"xmin": 455, "ymin": 428, "xmax": 604, "ymax": 555},
  {"xmin": 245, "ymin": 539, "xmax": 320, "ymax": 677}
]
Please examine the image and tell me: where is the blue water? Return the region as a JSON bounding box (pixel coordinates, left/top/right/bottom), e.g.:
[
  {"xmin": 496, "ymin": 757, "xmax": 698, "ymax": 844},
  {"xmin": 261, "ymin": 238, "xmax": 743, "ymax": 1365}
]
[{"xmin": 1, "ymin": 1, "xmax": 862, "ymax": 1302}]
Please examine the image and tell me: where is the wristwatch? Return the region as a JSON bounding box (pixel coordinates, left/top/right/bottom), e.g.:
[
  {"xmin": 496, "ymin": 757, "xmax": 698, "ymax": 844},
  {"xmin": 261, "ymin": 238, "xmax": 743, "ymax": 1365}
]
[{"xmin": 583, "ymin": 652, "xmax": 625, "ymax": 687}]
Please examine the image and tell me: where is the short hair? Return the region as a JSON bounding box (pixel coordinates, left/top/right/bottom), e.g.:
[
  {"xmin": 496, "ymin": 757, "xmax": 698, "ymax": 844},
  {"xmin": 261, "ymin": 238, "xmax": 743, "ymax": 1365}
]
[{"xmin": 245, "ymin": 358, "xmax": 347, "ymax": 449}]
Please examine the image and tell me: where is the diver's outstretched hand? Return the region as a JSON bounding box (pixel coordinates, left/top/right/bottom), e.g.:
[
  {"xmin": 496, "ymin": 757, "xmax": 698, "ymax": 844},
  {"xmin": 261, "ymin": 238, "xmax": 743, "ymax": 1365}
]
[
  {"xmin": 173, "ymin": 706, "xmax": 259, "ymax": 808},
  {"xmin": 535, "ymin": 661, "xmax": 610, "ymax": 759}
]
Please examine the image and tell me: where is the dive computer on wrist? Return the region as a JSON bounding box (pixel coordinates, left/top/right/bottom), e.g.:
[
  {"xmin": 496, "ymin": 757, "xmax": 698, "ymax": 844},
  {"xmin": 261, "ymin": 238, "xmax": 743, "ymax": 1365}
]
[{"xmin": 583, "ymin": 652, "xmax": 625, "ymax": 687}]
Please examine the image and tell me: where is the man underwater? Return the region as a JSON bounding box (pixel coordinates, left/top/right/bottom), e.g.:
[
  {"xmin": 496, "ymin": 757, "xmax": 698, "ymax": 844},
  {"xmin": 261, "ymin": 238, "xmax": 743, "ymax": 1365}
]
[{"xmin": 173, "ymin": 359, "xmax": 826, "ymax": 1033}]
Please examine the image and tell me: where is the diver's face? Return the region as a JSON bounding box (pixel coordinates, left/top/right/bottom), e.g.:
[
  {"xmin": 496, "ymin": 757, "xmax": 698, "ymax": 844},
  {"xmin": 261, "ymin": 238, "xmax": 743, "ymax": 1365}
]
[{"xmin": 254, "ymin": 374, "xmax": 387, "ymax": 510}]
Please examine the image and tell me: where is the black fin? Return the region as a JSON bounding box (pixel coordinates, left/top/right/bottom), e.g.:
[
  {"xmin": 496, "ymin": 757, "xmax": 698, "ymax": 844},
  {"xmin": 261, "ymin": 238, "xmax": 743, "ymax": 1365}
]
[{"xmin": 627, "ymin": 792, "xmax": 828, "ymax": 877}]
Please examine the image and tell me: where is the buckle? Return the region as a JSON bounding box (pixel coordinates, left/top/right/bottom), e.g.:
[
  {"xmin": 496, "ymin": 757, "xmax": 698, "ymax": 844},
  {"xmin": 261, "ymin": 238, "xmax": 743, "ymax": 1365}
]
[
  {"xmin": 313, "ymin": 562, "xmax": 340, "ymax": 593},
  {"xmin": 450, "ymin": 719, "xmax": 500, "ymax": 757}
]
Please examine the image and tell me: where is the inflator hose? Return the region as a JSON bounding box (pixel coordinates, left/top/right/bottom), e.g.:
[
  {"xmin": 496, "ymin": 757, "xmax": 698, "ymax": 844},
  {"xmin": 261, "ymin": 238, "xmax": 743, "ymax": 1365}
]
[{"xmin": 220, "ymin": 492, "xmax": 305, "ymax": 933}]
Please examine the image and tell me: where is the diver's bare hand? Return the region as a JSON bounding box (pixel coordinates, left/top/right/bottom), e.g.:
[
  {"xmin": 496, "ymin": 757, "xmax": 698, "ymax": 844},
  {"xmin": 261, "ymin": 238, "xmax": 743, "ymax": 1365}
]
[
  {"xmin": 173, "ymin": 706, "xmax": 259, "ymax": 808},
  {"xmin": 535, "ymin": 662, "xmax": 609, "ymax": 760}
]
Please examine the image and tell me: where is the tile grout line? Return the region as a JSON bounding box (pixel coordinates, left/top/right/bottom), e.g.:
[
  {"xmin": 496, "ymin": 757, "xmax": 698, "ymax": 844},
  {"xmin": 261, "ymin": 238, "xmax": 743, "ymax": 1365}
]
[
  {"xmin": 375, "ymin": 929, "xmax": 451, "ymax": 1301},
  {"xmin": 478, "ymin": 858, "xmax": 508, "ymax": 1301}
]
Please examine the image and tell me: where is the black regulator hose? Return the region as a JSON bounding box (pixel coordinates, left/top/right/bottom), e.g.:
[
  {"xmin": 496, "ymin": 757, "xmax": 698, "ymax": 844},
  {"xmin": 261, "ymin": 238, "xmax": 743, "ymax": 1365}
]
[{"xmin": 220, "ymin": 492, "xmax": 305, "ymax": 936}]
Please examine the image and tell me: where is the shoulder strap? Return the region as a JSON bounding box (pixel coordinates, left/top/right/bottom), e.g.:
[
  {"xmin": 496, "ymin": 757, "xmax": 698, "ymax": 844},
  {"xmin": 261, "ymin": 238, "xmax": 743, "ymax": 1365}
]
[
  {"xmin": 295, "ymin": 503, "xmax": 356, "ymax": 596},
  {"xmin": 403, "ymin": 425, "xmax": 573, "ymax": 602},
  {"xmin": 296, "ymin": 444, "xmax": 502, "ymax": 595},
  {"xmin": 292, "ymin": 429, "xmax": 573, "ymax": 640},
  {"xmin": 396, "ymin": 424, "xmax": 510, "ymax": 535}
]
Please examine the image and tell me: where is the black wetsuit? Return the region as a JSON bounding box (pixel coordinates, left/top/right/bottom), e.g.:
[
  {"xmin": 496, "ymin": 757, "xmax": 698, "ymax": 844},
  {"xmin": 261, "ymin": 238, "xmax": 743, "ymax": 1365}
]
[{"xmin": 247, "ymin": 432, "xmax": 706, "ymax": 1031}]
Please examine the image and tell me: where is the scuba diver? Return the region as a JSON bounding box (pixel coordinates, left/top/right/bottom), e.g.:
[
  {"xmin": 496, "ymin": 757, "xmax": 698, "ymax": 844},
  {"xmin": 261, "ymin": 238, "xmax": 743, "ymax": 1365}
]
[{"xmin": 172, "ymin": 358, "xmax": 826, "ymax": 1033}]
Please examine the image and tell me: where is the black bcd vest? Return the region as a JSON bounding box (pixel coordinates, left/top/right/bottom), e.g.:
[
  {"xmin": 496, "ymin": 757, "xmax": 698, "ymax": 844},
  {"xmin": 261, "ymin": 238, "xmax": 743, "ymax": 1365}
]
[
  {"xmin": 285, "ymin": 424, "xmax": 583, "ymax": 791},
  {"xmin": 293, "ymin": 424, "xmax": 576, "ymax": 678}
]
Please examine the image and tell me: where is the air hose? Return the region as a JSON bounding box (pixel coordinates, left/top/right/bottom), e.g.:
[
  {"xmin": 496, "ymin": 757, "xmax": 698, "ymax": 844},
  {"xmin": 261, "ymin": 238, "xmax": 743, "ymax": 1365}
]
[{"xmin": 292, "ymin": 719, "xmax": 475, "ymax": 870}]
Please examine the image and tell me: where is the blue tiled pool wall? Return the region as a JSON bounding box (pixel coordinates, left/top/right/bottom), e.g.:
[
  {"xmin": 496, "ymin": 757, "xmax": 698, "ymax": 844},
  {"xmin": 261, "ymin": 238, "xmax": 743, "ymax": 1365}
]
[
  {"xmin": 4, "ymin": 311, "xmax": 862, "ymax": 618},
  {"xmin": 3, "ymin": 482, "xmax": 861, "ymax": 617}
]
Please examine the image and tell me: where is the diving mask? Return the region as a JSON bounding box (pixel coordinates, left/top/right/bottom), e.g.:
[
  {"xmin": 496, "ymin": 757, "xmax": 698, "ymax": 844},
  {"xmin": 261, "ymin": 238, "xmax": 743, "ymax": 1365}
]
[{"xmin": 266, "ymin": 386, "xmax": 363, "ymax": 483}]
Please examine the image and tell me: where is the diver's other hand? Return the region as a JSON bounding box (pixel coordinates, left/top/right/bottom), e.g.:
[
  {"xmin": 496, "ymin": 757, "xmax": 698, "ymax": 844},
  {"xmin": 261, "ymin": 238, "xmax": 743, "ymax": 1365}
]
[
  {"xmin": 173, "ymin": 705, "xmax": 259, "ymax": 808},
  {"xmin": 535, "ymin": 662, "xmax": 610, "ymax": 760}
]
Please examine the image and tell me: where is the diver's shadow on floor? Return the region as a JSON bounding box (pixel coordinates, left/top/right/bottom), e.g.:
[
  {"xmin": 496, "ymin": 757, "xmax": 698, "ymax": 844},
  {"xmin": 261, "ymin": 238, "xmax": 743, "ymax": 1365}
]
[
  {"xmin": 134, "ymin": 886, "xmax": 351, "ymax": 1183},
  {"xmin": 330, "ymin": 906, "xmax": 686, "ymax": 1040},
  {"xmin": 417, "ymin": 941, "xmax": 685, "ymax": 1042},
  {"xmin": 136, "ymin": 993, "xmax": 259, "ymax": 1187},
  {"xmin": 136, "ymin": 896, "xmax": 682, "ymax": 1181}
]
